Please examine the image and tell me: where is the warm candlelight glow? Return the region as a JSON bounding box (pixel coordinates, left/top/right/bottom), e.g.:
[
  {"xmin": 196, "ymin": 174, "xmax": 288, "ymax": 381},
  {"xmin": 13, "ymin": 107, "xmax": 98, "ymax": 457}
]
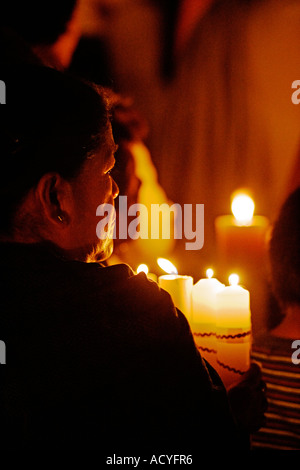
[
  {"xmin": 229, "ymin": 273, "xmax": 239, "ymax": 286},
  {"xmin": 231, "ymin": 192, "xmax": 255, "ymax": 225},
  {"xmin": 157, "ymin": 258, "xmax": 178, "ymax": 274},
  {"xmin": 206, "ymin": 268, "xmax": 214, "ymax": 279},
  {"xmin": 137, "ymin": 264, "xmax": 149, "ymax": 275}
]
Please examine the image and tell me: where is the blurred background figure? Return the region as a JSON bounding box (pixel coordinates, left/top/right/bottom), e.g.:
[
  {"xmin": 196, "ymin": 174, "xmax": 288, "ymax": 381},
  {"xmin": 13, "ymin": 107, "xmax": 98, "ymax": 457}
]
[
  {"xmin": 106, "ymin": 90, "xmax": 176, "ymax": 271},
  {"xmin": 0, "ymin": 0, "xmax": 81, "ymax": 69},
  {"xmin": 251, "ymin": 187, "xmax": 300, "ymax": 450}
]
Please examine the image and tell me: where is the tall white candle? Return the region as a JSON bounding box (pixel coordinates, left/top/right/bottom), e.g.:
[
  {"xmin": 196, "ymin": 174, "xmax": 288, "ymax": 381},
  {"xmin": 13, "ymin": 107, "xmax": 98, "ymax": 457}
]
[
  {"xmin": 191, "ymin": 269, "xmax": 224, "ymax": 368},
  {"xmin": 215, "ymin": 190, "xmax": 269, "ymax": 336},
  {"xmin": 215, "ymin": 274, "xmax": 252, "ymax": 389}
]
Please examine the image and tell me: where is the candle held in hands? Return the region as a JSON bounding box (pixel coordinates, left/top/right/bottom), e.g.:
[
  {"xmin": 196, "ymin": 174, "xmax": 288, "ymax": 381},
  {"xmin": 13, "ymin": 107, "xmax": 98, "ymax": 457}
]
[
  {"xmin": 191, "ymin": 269, "xmax": 224, "ymax": 368},
  {"xmin": 215, "ymin": 274, "xmax": 252, "ymax": 389}
]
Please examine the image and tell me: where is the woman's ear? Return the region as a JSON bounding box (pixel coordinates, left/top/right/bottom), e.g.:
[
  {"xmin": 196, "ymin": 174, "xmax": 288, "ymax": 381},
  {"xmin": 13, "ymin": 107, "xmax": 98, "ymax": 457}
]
[{"xmin": 34, "ymin": 172, "xmax": 73, "ymax": 227}]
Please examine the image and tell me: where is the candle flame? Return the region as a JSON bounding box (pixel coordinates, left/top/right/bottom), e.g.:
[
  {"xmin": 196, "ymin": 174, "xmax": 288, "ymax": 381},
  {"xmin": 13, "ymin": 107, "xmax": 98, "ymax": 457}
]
[
  {"xmin": 137, "ymin": 264, "xmax": 149, "ymax": 275},
  {"xmin": 206, "ymin": 268, "xmax": 214, "ymax": 279},
  {"xmin": 231, "ymin": 191, "xmax": 255, "ymax": 225},
  {"xmin": 157, "ymin": 258, "xmax": 178, "ymax": 275},
  {"xmin": 229, "ymin": 273, "xmax": 239, "ymax": 287}
]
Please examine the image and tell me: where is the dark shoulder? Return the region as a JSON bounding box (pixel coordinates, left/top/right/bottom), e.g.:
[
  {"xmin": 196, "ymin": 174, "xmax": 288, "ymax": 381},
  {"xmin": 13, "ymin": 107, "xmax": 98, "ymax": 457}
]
[{"xmin": 106, "ymin": 265, "xmax": 187, "ymax": 334}]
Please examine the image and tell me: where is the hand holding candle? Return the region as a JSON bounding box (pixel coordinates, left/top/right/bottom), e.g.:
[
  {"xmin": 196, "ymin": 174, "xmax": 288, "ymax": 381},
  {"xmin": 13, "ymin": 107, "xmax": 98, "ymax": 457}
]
[
  {"xmin": 157, "ymin": 258, "xmax": 193, "ymax": 322},
  {"xmin": 216, "ymin": 274, "xmax": 252, "ymax": 389}
]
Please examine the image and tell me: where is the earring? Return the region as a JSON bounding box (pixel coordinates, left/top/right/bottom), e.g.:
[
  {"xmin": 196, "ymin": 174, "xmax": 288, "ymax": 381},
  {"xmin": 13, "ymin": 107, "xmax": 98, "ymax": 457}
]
[{"xmin": 57, "ymin": 214, "xmax": 64, "ymax": 222}]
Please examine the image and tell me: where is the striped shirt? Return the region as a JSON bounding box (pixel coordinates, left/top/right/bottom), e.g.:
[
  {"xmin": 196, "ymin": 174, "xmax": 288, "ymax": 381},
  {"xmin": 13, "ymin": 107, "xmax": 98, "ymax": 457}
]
[{"xmin": 251, "ymin": 334, "xmax": 300, "ymax": 450}]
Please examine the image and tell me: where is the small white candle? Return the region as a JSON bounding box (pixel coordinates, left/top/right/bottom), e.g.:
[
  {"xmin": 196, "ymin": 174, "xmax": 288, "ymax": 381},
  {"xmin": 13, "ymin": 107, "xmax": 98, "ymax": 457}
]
[
  {"xmin": 216, "ymin": 274, "xmax": 251, "ymax": 328},
  {"xmin": 192, "ymin": 269, "xmax": 225, "ymax": 324},
  {"xmin": 157, "ymin": 258, "xmax": 193, "ymax": 321},
  {"xmin": 136, "ymin": 264, "xmax": 158, "ymax": 282},
  {"xmin": 216, "ymin": 274, "xmax": 252, "ymax": 389},
  {"xmin": 191, "ymin": 269, "xmax": 225, "ymax": 368}
]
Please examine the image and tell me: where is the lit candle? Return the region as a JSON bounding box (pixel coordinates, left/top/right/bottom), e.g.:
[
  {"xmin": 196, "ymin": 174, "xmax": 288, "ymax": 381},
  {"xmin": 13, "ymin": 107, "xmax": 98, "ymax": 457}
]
[
  {"xmin": 215, "ymin": 190, "xmax": 269, "ymax": 272},
  {"xmin": 191, "ymin": 269, "xmax": 225, "ymax": 368},
  {"xmin": 157, "ymin": 258, "xmax": 193, "ymax": 321},
  {"xmin": 215, "ymin": 274, "xmax": 252, "ymax": 389},
  {"xmin": 215, "ymin": 189, "xmax": 269, "ymax": 335},
  {"xmin": 136, "ymin": 264, "xmax": 158, "ymax": 282}
]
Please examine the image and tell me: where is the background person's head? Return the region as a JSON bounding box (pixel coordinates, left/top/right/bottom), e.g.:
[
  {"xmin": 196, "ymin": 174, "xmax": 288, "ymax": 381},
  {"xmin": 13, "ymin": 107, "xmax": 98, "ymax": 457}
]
[
  {"xmin": 106, "ymin": 89, "xmax": 176, "ymax": 266},
  {"xmin": 109, "ymin": 92, "xmax": 148, "ymax": 209},
  {"xmin": 1, "ymin": 1, "xmax": 81, "ymax": 68},
  {"xmin": 0, "ymin": 64, "xmax": 119, "ymax": 261},
  {"xmin": 269, "ymin": 186, "xmax": 300, "ymax": 311}
]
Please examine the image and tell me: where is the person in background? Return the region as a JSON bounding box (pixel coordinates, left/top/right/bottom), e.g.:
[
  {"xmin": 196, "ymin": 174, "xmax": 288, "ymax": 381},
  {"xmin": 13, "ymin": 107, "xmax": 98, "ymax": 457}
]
[
  {"xmin": 107, "ymin": 90, "xmax": 176, "ymax": 270},
  {"xmin": 251, "ymin": 187, "xmax": 300, "ymax": 450},
  {"xmin": 0, "ymin": 63, "xmax": 266, "ymax": 450},
  {"xmin": 0, "ymin": 0, "xmax": 81, "ymax": 69}
]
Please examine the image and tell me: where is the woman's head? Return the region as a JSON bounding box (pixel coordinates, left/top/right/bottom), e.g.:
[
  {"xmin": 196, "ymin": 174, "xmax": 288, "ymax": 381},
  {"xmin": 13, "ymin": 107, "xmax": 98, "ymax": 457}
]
[{"xmin": 0, "ymin": 64, "xmax": 119, "ymax": 260}]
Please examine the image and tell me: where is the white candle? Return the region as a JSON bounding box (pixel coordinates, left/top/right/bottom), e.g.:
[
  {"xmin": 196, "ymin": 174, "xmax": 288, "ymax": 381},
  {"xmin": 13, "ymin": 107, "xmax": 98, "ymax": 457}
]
[
  {"xmin": 215, "ymin": 274, "xmax": 252, "ymax": 389},
  {"xmin": 157, "ymin": 258, "xmax": 193, "ymax": 321},
  {"xmin": 192, "ymin": 269, "xmax": 225, "ymax": 323},
  {"xmin": 191, "ymin": 269, "xmax": 225, "ymax": 368},
  {"xmin": 136, "ymin": 264, "xmax": 158, "ymax": 282}
]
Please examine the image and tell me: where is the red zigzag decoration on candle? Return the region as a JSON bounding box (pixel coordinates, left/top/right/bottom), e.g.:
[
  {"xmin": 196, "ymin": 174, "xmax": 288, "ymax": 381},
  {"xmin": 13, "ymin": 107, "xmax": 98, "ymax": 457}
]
[
  {"xmin": 215, "ymin": 330, "xmax": 251, "ymax": 340},
  {"xmin": 216, "ymin": 359, "xmax": 245, "ymax": 375},
  {"xmin": 197, "ymin": 346, "xmax": 217, "ymax": 354},
  {"xmin": 193, "ymin": 332, "xmax": 215, "ymax": 337}
]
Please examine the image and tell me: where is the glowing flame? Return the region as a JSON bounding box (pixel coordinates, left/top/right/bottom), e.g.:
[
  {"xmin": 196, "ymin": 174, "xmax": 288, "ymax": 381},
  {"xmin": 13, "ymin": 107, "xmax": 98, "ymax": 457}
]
[
  {"xmin": 137, "ymin": 264, "xmax": 149, "ymax": 275},
  {"xmin": 231, "ymin": 191, "xmax": 255, "ymax": 225},
  {"xmin": 157, "ymin": 258, "xmax": 178, "ymax": 275},
  {"xmin": 206, "ymin": 268, "xmax": 214, "ymax": 279},
  {"xmin": 229, "ymin": 273, "xmax": 239, "ymax": 287}
]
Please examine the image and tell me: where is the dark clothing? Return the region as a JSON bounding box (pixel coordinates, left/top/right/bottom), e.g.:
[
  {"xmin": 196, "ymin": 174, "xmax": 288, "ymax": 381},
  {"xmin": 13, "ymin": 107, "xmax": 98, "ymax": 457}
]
[
  {"xmin": 251, "ymin": 333, "xmax": 300, "ymax": 450},
  {"xmin": 0, "ymin": 242, "xmax": 244, "ymax": 450}
]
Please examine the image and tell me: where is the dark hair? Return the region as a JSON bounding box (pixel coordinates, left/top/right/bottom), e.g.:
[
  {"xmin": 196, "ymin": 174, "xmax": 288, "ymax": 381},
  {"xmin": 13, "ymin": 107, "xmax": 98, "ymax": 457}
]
[
  {"xmin": 269, "ymin": 187, "xmax": 300, "ymax": 307},
  {"xmin": 0, "ymin": 64, "xmax": 112, "ymax": 234},
  {"xmin": 1, "ymin": 1, "xmax": 77, "ymax": 46},
  {"xmin": 109, "ymin": 92, "xmax": 149, "ymax": 144}
]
